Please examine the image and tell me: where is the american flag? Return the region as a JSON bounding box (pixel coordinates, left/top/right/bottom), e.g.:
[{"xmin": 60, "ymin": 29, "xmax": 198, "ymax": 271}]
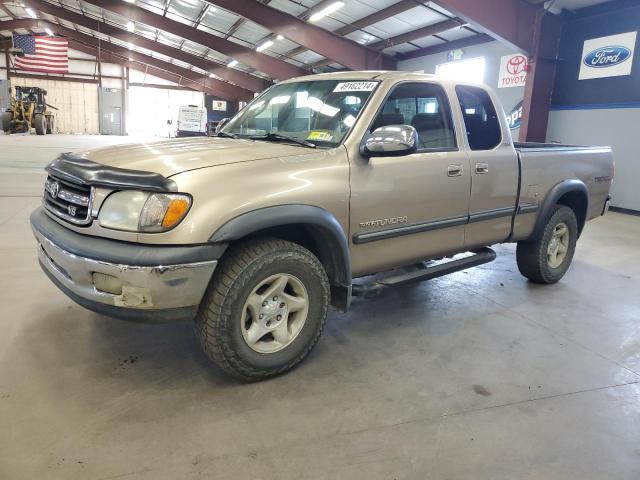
[{"xmin": 12, "ymin": 33, "xmax": 68, "ymax": 73}]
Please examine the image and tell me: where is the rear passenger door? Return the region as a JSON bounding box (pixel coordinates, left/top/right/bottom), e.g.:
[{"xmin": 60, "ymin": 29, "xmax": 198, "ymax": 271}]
[
  {"xmin": 455, "ymin": 85, "xmax": 519, "ymax": 248},
  {"xmin": 349, "ymin": 82, "xmax": 471, "ymax": 276}
]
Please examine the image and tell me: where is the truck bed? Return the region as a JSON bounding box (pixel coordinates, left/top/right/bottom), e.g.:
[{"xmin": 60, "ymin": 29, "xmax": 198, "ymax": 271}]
[{"xmin": 511, "ymin": 142, "xmax": 614, "ymax": 241}]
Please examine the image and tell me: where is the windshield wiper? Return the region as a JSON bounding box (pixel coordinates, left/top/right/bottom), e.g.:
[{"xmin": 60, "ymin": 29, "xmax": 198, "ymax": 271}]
[
  {"xmin": 249, "ymin": 133, "xmax": 316, "ymax": 148},
  {"xmin": 216, "ymin": 131, "xmax": 238, "ymax": 139}
]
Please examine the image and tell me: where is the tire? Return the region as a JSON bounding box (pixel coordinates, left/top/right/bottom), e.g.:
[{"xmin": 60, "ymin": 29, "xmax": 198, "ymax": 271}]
[
  {"xmin": 516, "ymin": 205, "xmax": 578, "ymax": 284},
  {"xmin": 34, "ymin": 113, "xmax": 46, "ymax": 135},
  {"xmin": 46, "ymin": 115, "xmax": 54, "ymax": 134},
  {"xmin": 1, "ymin": 111, "xmax": 11, "ymax": 133},
  {"xmin": 195, "ymin": 237, "xmax": 330, "ymax": 381}
]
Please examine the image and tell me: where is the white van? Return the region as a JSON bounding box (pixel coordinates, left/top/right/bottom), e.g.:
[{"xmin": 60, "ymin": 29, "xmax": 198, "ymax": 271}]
[{"xmin": 176, "ymin": 105, "xmax": 207, "ymax": 137}]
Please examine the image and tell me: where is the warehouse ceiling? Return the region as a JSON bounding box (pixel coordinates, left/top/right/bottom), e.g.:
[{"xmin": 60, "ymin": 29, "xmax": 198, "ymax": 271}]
[{"xmin": 0, "ymin": 0, "xmax": 620, "ymax": 100}]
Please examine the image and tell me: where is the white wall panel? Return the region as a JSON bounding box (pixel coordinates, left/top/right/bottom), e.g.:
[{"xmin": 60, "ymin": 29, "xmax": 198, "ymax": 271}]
[{"xmin": 12, "ymin": 77, "xmax": 99, "ymax": 134}]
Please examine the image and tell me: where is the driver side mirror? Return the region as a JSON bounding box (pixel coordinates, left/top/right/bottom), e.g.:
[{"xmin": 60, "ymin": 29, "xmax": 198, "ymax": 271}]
[{"xmin": 362, "ymin": 125, "xmax": 418, "ymax": 157}]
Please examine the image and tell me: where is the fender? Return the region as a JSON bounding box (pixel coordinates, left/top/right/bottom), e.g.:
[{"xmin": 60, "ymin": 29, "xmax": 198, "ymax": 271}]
[
  {"xmin": 531, "ymin": 179, "xmax": 589, "ymax": 240},
  {"xmin": 209, "ymin": 204, "xmax": 352, "ymax": 290}
]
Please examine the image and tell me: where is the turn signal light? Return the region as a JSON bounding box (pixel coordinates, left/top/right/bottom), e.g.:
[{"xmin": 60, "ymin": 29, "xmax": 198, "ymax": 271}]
[{"xmin": 162, "ymin": 198, "xmax": 190, "ymax": 228}]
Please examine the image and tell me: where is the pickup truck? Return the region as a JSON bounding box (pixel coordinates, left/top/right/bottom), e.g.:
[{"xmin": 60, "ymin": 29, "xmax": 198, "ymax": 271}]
[{"xmin": 31, "ymin": 71, "xmax": 614, "ymax": 381}]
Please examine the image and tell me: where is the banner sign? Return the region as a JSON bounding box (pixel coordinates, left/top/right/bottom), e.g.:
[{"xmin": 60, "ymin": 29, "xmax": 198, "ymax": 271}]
[
  {"xmin": 579, "ymin": 31, "xmax": 637, "ymax": 80},
  {"xmin": 212, "ymin": 100, "xmax": 227, "ymax": 111},
  {"xmin": 506, "ymin": 100, "xmax": 523, "ymax": 130},
  {"xmin": 498, "ymin": 54, "xmax": 528, "ymax": 88}
]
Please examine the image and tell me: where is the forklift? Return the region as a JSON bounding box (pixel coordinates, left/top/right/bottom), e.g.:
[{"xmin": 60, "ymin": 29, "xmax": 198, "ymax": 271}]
[{"xmin": 1, "ymin": 86, "xmax": 57, "ymax": 135}]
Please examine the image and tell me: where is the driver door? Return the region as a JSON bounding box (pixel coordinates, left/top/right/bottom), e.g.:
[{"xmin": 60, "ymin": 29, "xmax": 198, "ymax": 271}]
[{"xmin": 349, "ymin": 82, "xmax": 471, "ymax": 277}]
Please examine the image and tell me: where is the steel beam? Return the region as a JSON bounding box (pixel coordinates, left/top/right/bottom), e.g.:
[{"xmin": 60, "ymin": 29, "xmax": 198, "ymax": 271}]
[
  {"xmin": 20, "ymin": 0, "xmax": 270, "ymax": 92},
  {"xmin": 519, "ymin": 11, "xmax": 563, "ymax": 142},
  {"xmin": 395, "ymin": 33, "xmax": 494, "ymax": 61},
  {"xmin": 369, "ymin": 19, "xmax": 462, "ymax": 50},
  {"xmin": 83, "ymin": 0, "xmax": 307, "ymax": 80},
  {"xmin": 207, "ymin": 0, "xmax": 396, "ymax": 70},
  {"xmin": 287, "ymin": 0, "xmax": 422, "ymax": 63},
  {"xmin": 0, "ymin": 20, "xmax": 251, "ymax": 100},
  {"xmin": 68, "ymin": 40, "xmax": 219, "ymax": 96},
  {"xmin": 430, "ymin": 0, "xmax": 541, "ymax": 54}
]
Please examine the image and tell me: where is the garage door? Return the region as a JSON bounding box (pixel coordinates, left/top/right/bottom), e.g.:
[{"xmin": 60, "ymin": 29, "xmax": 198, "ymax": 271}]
[
  {"xmin": 128, "ymin": 86, "xmax": 204, "ymax": 137},
  {"xmin": 11, "ymin": 77, "xmax": 99, "ymax": 134}
]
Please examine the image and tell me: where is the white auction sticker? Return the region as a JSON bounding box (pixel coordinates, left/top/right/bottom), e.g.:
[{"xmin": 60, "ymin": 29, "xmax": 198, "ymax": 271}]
[{"xmin": 333, "ymin": 81, "xmax": 378, "ymax": 92}]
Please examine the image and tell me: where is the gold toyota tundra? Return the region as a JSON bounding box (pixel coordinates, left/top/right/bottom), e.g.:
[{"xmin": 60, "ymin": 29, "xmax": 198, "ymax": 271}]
[{"xmin": 31, "ymin": 72, "xmax": 614, "ymax": 380}]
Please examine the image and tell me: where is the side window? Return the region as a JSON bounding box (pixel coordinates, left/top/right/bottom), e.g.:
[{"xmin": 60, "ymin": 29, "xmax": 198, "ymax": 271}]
[
  {"xmin": 371, "ymin": 82, "xmax": 456, "ymax": 151},
  {"xmin": 455, "ymin": 85, "xmax": 502, "ymax": 150}
]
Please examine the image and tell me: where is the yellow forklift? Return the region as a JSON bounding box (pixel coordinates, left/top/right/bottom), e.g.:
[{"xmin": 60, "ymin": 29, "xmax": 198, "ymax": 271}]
[{"xmin": 1, "ymin": 86, "xmax": 56, "ymax": 135}]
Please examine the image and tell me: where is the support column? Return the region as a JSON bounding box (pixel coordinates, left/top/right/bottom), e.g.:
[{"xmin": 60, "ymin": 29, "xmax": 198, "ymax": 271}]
[{"xmin": 519, "ymin": 10, "xmax": 563, "ymax": 142}]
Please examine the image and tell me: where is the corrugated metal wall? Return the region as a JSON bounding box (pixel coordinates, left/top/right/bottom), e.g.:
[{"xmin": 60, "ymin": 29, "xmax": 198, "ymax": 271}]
[{"xmin": 11, "ymin": 77, "xmax": 99, "ymax": 134}]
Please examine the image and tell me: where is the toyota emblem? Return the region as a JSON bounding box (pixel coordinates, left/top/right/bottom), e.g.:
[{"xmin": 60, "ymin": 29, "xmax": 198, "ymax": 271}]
[{"xmin": 49, "ymin": 181, "xmax": 60, "ymax": 199}]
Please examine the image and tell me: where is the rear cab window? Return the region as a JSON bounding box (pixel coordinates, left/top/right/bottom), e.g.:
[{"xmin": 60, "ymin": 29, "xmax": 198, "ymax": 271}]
[
  {"xmin": 455, "ymin": 85, "xmax": 502, "ymax": 150},
  {"xmin": 370, "ymin": 82, "xmax": 457, "ymax": 151}
]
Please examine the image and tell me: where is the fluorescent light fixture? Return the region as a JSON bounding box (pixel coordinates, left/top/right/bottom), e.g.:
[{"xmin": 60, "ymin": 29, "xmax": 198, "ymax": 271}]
[
  {"xmin": 256, "ymin": 39, "xmax": 274, "ymax": 52},
  {"xmin": 128, "ymin": 42, "xmax": 134, "ymax": 50},
  {"xmin": 309, "ymin": 1, "xmax": 343, "ymax": 22},
  {"xmin": 227, "ymin": 59, "xmax": 238, "ymax": 68},
  {"xmin": 44, "ymin": 27, "xmax": 54, "ymax": 36},
  {"xmin": 128, "ymin": 57, "xmax": 133, "ymax": 61},
  {"xmin": 276, "ymin": 34, "xmax": 284, "ymax": 40},
  {"xmin": 127, "ymin": 21, "xmax": 135, "ymax": 32},
  {"xmin": 25, "ymin": 7, "xmax": 37, "ymax": 18},
  {"xmin": 124, "ymin": 0, "xmax": 135, "ymax": 3},
  {"xmin": 209, "ymin": 73, "xmax": 214, "ymax": 78}
]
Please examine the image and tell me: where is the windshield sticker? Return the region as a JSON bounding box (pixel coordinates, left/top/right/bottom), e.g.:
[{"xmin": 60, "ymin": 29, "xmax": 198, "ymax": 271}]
[
  {"xmin": 333, "ymin": 81, "xmax": 377, "ymax": 93},
  {"xmin": 307, "ymin": 131, "xmax": 333, "ymax": 142}
]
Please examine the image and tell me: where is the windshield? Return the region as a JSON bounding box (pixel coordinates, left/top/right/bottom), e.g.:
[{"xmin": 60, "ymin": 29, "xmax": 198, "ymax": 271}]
[{"xmin": 222, "ymin": 80, "xmax": 379, "ymax": 147}]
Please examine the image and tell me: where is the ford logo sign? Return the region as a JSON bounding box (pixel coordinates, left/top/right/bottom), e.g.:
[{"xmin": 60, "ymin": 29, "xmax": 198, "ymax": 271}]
[
  {"xmin": 506, "ymin": 101, "xmax": 523, "ymax": 130},
  {"xmin": 583, "ymin": 45, "xmax": 632, "ymax": 68}
]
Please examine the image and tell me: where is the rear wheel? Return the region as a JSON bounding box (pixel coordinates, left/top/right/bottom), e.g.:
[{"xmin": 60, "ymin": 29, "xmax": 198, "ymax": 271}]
[
  {"xmin": 195, "ymin": 238, "xmax": 330, "ymax": 381},
  {"xmin": 1, "ymin": 111, "xmax": 11, "ymax": 133},
  {"xmin": 516, "ymin": 205, "xmax": 578, "ymax": 284},
  {"xmin": 34, "ymin": 113, "xmax": 46, "ymax": 135}
]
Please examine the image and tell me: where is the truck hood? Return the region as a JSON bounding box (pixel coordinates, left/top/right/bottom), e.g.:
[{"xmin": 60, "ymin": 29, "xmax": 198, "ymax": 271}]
[{"xmin": 75, "ymin": 137, "xmax": 309, "ymax": 177}]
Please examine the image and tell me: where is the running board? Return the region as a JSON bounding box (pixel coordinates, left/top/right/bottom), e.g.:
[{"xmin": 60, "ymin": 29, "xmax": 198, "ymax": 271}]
[{"xmin": 352, "ymin": 247, "xmax": 496, "ymax": 297}]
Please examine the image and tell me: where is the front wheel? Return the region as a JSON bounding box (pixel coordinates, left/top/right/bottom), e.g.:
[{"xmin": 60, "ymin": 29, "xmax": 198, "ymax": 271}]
[
  {"xmin": 195, "ymin": 238, "xmax": 330, "ymax": 381},
  {"xmin": 516, "ymin": 205, "xmax": 578, "ymax": 284},
  {"xmin": 34, "ymin": 113, "xmax": 46, "ymax": 135}
]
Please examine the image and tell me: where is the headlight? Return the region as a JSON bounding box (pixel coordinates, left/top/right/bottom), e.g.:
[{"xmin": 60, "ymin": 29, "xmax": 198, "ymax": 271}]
[{"xmin": 98, "ymin": 191, "xmax": 191, "ymax": 232}]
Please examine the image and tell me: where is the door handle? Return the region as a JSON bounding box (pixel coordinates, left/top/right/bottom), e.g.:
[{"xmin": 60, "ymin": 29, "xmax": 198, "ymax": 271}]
[
  {"xmin": 447, "ymin": 164, "xmax": 464, "ymax": 177},
  {"xmin": 475, "ymin": 163, "xmax": 489, "ymax": 174}
]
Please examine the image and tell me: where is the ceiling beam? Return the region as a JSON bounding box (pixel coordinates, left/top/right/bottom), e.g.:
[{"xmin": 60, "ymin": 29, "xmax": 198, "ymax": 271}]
[
  {"xmin": 1, "ymin": 23, "xmax": 215, "ymax": 93},
  {"xmin": 68, "ymin": 40, "xmax": 220, "ymax": 95},
  {"xmin": 368, "ymin": 18, "xmax": 463, "ymax": 50},
  {"xmin": 429, "ymin": 0, "xmax": 541, "ymax": 54},
  {"xmin": 395, "ymin": 33, "xmax": 494, "ymax": 61},
  {"xmin": 82, "ymin": 0, "xmax": 308, "ymax": 80},
  {"xmin": 307, "ymin": 0, "xmax": 436, "ymax": 69},
  {"xmin": 20, "ymin": 0, "xmax": 270, "ymax": 92},
  {"xmin": 249, "ymin": 0, "xmax": 339, "ymax": 61},
  {"xmin": 206, "ymin": 0, "xmax": 396, "ymax": 70},
  {"xmin": 0, "ymin": 19, "xmax": 251, "ymax": 100}
]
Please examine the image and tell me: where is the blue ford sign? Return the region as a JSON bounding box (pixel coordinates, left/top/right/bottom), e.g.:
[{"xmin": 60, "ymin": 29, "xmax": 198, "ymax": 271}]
[
  {"xmin": 583, "ymin": 45, "xmax": 632, "ymax": 68},
  {"xmin": 506, "ymin": 101, "xmax": 523, "ymax": 130}
]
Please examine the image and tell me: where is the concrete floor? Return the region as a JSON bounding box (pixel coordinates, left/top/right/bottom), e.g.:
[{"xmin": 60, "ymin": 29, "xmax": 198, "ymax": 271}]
[{"xmin": 1, "ymin": 134, "xmax": 639, "ymax": 480}]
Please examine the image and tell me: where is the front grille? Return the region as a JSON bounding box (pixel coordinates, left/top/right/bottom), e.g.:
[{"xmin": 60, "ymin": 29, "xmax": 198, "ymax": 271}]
[{"xmin": 43, "ymin": 174, "xmax": 93, "ymax": 225}]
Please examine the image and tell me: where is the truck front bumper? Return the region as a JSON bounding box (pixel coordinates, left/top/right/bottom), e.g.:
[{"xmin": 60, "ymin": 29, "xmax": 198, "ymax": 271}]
[{"xmin": 31, "ymin": 208, "xmax": 223, "ymax": 322}]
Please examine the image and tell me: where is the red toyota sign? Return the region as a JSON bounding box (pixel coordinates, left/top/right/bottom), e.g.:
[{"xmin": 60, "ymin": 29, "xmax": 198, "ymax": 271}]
[{"xmin": 498, "ymin": 54, "xmax": 528, "ymax": 88}]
